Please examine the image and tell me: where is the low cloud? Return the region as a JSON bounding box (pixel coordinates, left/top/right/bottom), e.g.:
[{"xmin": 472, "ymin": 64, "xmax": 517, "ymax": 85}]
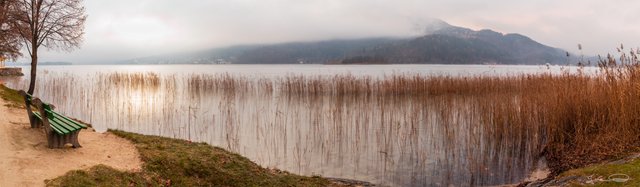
[{"xmin": 24, "ymin": 0, "xmax": 640, "ymax": 63}]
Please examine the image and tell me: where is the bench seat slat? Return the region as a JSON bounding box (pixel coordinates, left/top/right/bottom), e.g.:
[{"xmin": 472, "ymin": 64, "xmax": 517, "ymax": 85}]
[
  {"xmin": 45, "ymin": 109, "xmax": 87, "ymax": 129},
  {"xmin": 54, "ymin": 112, "xmax": 87, "ymax": 129},
  {"xmin": 45, "ymin": 110, "xmax": 84, "ymax": 131},
  {"xmin": 32, "ymin": 112, "xmax": 67, "ymax": 135},
  {"xmin": 33, "ymin": 111, "xmax": 84, "ymax": 135},
  {"xmin": 49, "ymin": 116, "xmax": 81, "ymax": 134}
]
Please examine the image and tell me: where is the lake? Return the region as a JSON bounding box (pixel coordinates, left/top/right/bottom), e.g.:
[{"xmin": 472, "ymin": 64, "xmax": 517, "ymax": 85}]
[{"xmin": 0, "ymin": 64, "xmax": 597, "ymax": 186}]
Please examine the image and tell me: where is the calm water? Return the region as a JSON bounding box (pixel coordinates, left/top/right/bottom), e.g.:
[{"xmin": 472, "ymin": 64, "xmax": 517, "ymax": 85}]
[{"xmin": 1, "ymin": 64, "xmax": 596, "ymax": 186}]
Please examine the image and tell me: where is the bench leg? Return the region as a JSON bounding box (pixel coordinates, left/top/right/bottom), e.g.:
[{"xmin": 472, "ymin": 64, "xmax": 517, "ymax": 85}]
[
  {"xmin": 70, "ymin": 131, "xmax": 82, "ymax": 148},
  {"xmin": 34, "ymin": 118, "xmax": 43, "ymax": 128},
  {"xmin": 56, "ymin": 135, "xmax": 64, "ymax": 148},
  {"xmin": 30, "ymin": 115, "xmax": 38, "ymax": 128},
  {"xmin": 20, "ymin": 92, "xmax": 39, "ymax": 128},
  {"xmin": 46, "ymin": 131, "xmax": 56, "ymax": 148},
  {"xmin": 46, "ymin": 131, "xmax": 82, "ymax": 149}
]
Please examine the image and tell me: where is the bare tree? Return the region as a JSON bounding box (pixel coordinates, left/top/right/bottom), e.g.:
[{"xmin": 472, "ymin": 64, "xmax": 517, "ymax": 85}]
[
  {"xmin": 0, "ymin": 0, "xmax": 21, "ymax": 61},
  {"xmin": 10, "ymin": 0, "xmax": 86, "ymax": 94}
]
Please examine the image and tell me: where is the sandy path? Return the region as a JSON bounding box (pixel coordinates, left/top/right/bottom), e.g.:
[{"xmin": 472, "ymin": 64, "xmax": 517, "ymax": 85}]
[{"xmin": 0, "ymin": 98, "xmax": 142, "ymax": 186}]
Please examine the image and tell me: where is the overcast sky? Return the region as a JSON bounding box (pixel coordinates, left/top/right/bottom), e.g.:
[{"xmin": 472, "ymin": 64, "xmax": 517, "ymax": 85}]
[{"xmin": 24, "ymin": 0, "xmax": 640, "ymax": 63}]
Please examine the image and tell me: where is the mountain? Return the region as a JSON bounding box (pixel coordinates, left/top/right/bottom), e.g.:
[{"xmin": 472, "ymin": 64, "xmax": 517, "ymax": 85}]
[
  {"xmin": 127, "ymin": 20, "xmax": 571, "ymax": 65},
  {"xmin": 344, "ymin": 23, "xmax": 569, "ymax": 64},
  {"xmin": 342, "ymin": 21, "xmax": 568, "ymax": 65},
  {"xmin": 406, "ymin": 20, "xmax": 569, "ymax": 64}
]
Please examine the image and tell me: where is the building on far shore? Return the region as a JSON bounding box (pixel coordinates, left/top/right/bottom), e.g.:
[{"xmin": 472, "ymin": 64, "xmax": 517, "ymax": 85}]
[{"xmin": 0, "ymin": 56, "xmax": 24, "ymax": 76}]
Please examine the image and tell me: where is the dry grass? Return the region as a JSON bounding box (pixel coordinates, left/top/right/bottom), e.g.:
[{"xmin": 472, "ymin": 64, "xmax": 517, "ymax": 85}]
[{"xmin": 0, "ymin": 84, "xmax": 24, "ymax": 108}]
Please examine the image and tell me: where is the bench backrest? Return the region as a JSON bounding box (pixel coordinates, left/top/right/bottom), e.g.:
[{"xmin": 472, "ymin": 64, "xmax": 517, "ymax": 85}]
[{"xmin": 18, "ymin": 90, "xmax": 55, "ymax": 129}]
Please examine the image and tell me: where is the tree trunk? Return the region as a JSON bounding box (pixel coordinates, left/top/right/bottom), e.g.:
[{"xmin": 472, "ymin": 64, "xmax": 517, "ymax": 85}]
[{"xmin": 27, "ymin": 48, "xmax": 37, "ymax": 95}]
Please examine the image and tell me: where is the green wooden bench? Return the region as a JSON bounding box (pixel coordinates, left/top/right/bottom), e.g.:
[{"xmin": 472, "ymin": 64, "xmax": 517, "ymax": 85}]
[{"xmin": 19, "ymin": 90, "xmax": 87, "ymax": 148}]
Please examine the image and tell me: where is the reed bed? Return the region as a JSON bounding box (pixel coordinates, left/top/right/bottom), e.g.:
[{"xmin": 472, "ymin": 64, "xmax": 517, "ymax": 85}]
[
  {"xmin": 104, "ymin": 72, "xmax": 161, "ymax": 90},
  {"xmin": 275, "ymin": 72, "xmax": 640, "ymax": 174},
  {"xmin": 270, "ymin": 51, "xmax": 640, "ymax": 174},
  {"xmin": 183, "ymin": 52, "xmax": 639, "ymax": 176},
  {"xmin": 279, "ymin": 73, "xmax": 540, "ymax": 96},
  {"xmin": 187, "ymin": 73, "xmax": 251, "ymax": 94}
]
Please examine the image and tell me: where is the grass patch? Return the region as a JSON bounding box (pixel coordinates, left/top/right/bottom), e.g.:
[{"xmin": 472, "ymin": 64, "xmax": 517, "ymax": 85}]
[
  {"xmin": 47, "ymin": 130, "xmax": 335, "ymax": 187},
  {"xmin": 558, "ymin": 157, "xmax": 640, "ymax": 187},
  {"xmin": 0, "ymin": 84, "xmax": 24, "ymax": 108},
  {"xmin": 44, "ymin": 165, "xmax": 162, "ymax": 187}
]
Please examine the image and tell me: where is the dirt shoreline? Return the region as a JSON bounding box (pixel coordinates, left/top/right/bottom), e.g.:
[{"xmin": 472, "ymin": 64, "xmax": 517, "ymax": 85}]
[{"xmin": 0, "ymin": 98, "xmax": 142, "ymax": 186}]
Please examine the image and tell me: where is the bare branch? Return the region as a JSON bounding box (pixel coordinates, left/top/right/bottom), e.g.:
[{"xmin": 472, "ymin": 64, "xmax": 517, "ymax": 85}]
[
  {"xmin": 6, "ymin": 0, "xmax": 86, "ymax": 94},
  {"xmin": 0, "ymin": 0, "xmax": 22, "ymax": 59},
  {"xmin": 11, "ymin": 0, "xmax": 85, "ymax": 52}
]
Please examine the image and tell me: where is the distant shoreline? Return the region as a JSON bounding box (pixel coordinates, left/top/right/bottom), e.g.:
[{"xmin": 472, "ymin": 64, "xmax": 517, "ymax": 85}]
[{"xmin": 4, "ymin": 63, "xmax": 594, "ymax": 67}]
